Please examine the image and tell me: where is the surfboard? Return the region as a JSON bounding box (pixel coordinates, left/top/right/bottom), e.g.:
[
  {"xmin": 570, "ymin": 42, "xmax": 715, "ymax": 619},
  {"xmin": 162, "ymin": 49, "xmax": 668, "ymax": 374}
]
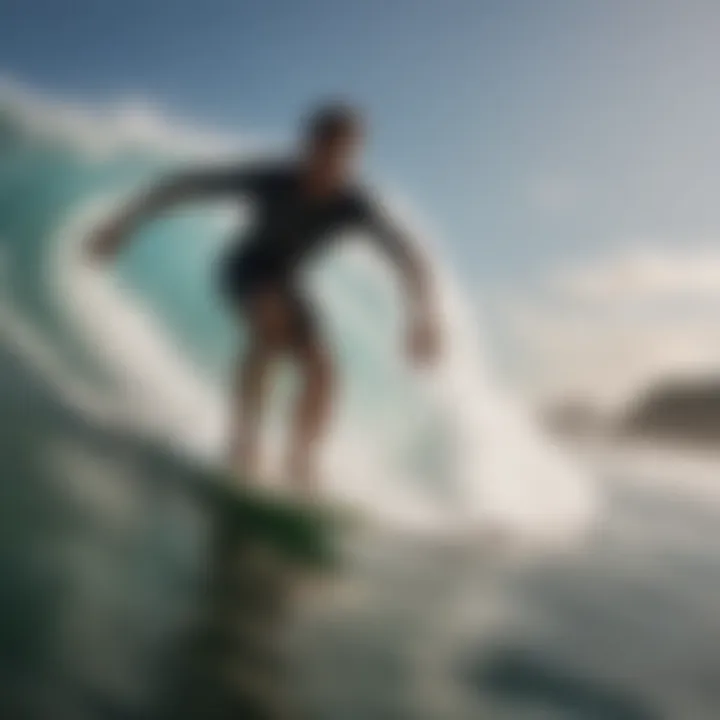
[
  {"xmin": 201, "ymin": 472, "xmax": 343, "ymax": 570},
  {"xmin": 162, "ymin": 467, "xmax": 344, "ymax": 718}
]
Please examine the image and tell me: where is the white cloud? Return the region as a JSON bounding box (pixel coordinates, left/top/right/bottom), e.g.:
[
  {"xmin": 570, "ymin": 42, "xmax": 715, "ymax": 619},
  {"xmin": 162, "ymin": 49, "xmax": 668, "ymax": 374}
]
[
  {"xmin": 504, "ymin": 244, "xmax": 720, "ymax": 409},
  {"xmin": 0, "ymin": 74, "xmax": 267, "ymax": 162},
  {"xmin": 553, "ymin": 243, "xmax": 720, "ymax": 303}
]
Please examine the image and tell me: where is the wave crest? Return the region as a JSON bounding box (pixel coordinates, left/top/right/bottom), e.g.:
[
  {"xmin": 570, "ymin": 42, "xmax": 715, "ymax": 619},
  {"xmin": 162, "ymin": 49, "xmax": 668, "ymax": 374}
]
[{"xmin": 1, "ymin": 78, "xmax": 596, "ymax": 545}]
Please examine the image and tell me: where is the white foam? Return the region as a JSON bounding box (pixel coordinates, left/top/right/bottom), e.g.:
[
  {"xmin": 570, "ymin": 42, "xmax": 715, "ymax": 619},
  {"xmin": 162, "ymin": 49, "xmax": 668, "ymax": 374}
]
[
  {"xmin": 0, "ymin": 74, "xmax": 263, "ymax": 162},
  {"xmin": 0, "ymin": 78, "xmax": 598, "ymax": 546}
]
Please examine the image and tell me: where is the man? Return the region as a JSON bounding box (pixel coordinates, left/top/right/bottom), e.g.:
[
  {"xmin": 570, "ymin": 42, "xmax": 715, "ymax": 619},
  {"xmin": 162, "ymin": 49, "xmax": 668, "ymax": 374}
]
[{"xmin": 88, "ymin": 104, "xmax": 440, "ymax": 496}]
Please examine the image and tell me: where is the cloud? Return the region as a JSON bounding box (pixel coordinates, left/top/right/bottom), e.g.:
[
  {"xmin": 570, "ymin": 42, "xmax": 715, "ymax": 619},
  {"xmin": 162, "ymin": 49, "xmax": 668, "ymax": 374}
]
[
  {"xmin": 504, "ymin": 244, "xmax": 720, "ymax": 409},
  {"xmin": 552, "ymin": 244, "xmax": 720, "ymax": 303},
  {"xmin": 0, "ymin": 74, "xmax": 266, "ymax": 161}
]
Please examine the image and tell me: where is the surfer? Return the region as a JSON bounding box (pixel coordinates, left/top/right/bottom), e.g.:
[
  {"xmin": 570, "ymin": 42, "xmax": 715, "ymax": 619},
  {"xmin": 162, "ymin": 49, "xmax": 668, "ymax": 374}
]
[{"xmin": 87, "ymin": 103, "xmax": 441, "ymax": 495}]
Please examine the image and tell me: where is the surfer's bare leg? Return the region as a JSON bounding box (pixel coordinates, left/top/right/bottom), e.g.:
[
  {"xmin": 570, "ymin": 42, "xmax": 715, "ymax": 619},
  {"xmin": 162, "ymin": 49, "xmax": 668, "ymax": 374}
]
[
  {"xmin": 229, "ymin": 286, "xmax": 332, "ymax": 496},
  {"xmin": 287, "ymin": 344, "xmax": 334, "ymax": 496},
  {"xmin": 230, "ymin": 341, "xmax": 273, "ymax": 479},
  {"xmin": 230, "ymin": 290, "xmax": 288, "ymax": 480}
]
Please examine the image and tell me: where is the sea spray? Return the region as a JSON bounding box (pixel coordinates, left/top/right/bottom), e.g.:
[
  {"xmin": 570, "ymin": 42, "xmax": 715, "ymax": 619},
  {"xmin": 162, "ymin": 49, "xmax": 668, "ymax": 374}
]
[{"xmin": 1, "ymin": 78, "xmax": 595, "ymax": 545}]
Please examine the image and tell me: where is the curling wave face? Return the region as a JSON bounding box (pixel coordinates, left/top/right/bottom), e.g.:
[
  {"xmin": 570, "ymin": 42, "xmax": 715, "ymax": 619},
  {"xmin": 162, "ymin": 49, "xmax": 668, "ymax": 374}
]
[{"xmin": 0, "ymin": 79, "xmax": 595, "ymax": 544}]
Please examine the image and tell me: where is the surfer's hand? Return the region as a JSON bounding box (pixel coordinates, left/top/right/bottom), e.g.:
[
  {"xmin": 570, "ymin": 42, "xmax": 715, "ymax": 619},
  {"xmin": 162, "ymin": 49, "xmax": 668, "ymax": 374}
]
[
  {"xmin": 407, "ymin": 313, "xmax": 440, "ymax": 365},
  {"xmin": 86, "ymin": 220, "xmax": 124, "ymax": 262}
]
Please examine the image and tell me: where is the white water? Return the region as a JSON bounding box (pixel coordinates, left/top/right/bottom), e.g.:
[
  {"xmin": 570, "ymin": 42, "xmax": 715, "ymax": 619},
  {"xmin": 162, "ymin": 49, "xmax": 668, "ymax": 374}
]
[{"xmin": 4, "ymin": 78, "xmax": 596, "ymax": 545}]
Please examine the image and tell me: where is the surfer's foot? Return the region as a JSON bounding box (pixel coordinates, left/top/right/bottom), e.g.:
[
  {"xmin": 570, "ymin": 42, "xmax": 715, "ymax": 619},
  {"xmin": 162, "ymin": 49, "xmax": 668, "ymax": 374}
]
[
  {"xmin": 229, "ymin": 438, "xmax": 261, "ymax": 485},
  {"xmin": 286, "ymin": 447, "xmax": 318, "ymax": 499}
]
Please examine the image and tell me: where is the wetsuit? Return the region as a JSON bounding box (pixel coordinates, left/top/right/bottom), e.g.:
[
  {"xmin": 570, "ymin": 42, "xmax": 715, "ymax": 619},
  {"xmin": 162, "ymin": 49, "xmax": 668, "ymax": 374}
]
[{"xmin": 194, "ymin": 161, "xmax": 411, "ymax": 346}]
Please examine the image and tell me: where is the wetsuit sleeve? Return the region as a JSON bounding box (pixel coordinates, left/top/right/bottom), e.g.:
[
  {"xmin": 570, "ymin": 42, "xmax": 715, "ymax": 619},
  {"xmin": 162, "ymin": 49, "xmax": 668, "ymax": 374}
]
[
  {"xmin": 160, "ymin": 163, "xmax": 269, "ymax": 199},
  {"xmin": 353, "ymin": 190, "xmax": 419, "ymax": 268},
  {"xmin": 93, "ymin": 163, "xmax": 274, "ymax": 249},
  {"xmin": 352, "ymin": 189, "xmax": 433, "ymax": 315}
]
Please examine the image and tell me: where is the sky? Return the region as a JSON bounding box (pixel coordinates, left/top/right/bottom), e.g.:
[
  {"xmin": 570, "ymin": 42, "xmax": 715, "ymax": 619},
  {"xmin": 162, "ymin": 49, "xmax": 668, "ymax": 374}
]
[{"xmin": 3, "ymin": 0, "xmax": 720, "ymax": 404}]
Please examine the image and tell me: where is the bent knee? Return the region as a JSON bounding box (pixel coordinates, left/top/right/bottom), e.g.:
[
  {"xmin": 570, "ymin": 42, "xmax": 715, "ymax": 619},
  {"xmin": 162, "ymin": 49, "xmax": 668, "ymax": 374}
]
[
  {"xmin": 245, "ymin": 290, "xmax": 295, "ymax": 350},
  {"xmin": 296, "ymin": 345, "xmax": 334, "ymax": 386}
]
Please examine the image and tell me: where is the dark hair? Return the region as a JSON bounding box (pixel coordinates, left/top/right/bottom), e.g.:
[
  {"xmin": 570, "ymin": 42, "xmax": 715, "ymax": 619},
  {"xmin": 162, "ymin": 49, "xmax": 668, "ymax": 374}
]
[{"xmin": 305, "ymin": 102, "xmax": 363, "ymax": 145}]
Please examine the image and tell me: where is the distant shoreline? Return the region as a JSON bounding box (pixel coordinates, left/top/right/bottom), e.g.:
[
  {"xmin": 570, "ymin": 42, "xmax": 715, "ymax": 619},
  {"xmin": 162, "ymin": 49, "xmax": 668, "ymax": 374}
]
[{"xmin": 543, "ymin": 376, "xmax": 720, "ymax": 454}]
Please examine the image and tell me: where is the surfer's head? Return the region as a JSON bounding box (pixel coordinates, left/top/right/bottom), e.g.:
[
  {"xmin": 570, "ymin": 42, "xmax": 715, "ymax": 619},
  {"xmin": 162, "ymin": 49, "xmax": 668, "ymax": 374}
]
[{"xmin": 303, "ymin": 102, "xmax": 364, "ymax": 187}]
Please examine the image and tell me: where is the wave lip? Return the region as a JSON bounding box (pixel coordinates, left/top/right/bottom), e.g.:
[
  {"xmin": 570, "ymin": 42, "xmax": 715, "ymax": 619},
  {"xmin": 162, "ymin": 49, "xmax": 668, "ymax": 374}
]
[{"xmin": 1, "ymin": 78, "xmax": 596, "ymax": 546}]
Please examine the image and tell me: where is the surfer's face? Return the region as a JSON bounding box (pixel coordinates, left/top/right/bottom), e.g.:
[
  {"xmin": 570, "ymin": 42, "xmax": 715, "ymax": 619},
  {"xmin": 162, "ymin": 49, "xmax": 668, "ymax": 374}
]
[{"xmin": 306, "ymin": 128, "xmax": 363, "ymax": 188}]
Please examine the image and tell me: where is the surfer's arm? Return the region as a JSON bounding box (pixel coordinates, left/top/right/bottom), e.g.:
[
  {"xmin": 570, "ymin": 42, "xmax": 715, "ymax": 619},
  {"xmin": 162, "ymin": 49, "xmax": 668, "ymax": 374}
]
[
  {"xmin": 86, "ymin": 165, "xmax": 262, "ymax": 260},
  {"xmin": 360, "ymin": 194, "xmax": 440, "ymax": 363}
]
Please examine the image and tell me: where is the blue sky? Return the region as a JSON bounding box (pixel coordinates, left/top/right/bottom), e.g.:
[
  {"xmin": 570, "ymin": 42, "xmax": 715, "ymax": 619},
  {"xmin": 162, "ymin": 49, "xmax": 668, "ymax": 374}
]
[
  {"xmin": 3, "ymin": 1, "xmax": 718, "ymax": 278},
  {"xmin": 3, "ymin": 0, "xmax": 720, "ymax": 399}
]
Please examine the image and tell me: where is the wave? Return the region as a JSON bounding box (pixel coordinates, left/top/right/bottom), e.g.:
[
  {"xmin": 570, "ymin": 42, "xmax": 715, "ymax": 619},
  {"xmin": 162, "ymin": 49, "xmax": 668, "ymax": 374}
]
[{"xmin": 0, "ymin": 77, "xmax": 596, "ymax": 544}]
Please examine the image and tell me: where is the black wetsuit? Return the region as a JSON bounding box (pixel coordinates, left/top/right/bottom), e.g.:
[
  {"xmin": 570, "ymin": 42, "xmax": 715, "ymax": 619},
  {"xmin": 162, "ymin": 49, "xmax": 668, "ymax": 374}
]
[{"xmin": 204, "ymin": 161, "xmax": 409, "ymax": 345}]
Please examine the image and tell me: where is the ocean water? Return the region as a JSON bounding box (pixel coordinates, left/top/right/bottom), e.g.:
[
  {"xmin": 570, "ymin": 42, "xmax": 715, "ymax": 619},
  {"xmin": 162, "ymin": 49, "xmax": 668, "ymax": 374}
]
[
  {"xmin": 0, "ymin": 79, "xmax": 592, "ymax": 541},
  {"xmin": 4, "ymin": 80, "xmax": 720, "ymax": 720}
]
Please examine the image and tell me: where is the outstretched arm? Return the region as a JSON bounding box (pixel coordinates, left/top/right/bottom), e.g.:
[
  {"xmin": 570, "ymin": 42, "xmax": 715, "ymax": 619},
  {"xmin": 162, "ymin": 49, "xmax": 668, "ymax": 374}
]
[
  {"xmin": 362, "ymin": 195, "xmax": 441, "ymax": 364},
  {"xmin": 86, "ymin": 165, "xmax": 256, "ymax": 261}
]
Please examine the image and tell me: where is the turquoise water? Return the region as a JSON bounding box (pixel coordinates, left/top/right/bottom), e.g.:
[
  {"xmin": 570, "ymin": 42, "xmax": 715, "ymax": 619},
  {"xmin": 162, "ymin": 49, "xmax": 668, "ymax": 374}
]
[
  {"xmin": 0, "ymin": 81, "xmax": 594, "ymax": 538},
  {"xmin": 0, "ymin": 87, "xmax": 454, "ymax": 523},
  {"xmin": 9, "ymin": 84, "xmax": 698, "ymax": 719},
  {"xmin": 4, "ymin": 322, "xmax": 720, "ymax": 719}
]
